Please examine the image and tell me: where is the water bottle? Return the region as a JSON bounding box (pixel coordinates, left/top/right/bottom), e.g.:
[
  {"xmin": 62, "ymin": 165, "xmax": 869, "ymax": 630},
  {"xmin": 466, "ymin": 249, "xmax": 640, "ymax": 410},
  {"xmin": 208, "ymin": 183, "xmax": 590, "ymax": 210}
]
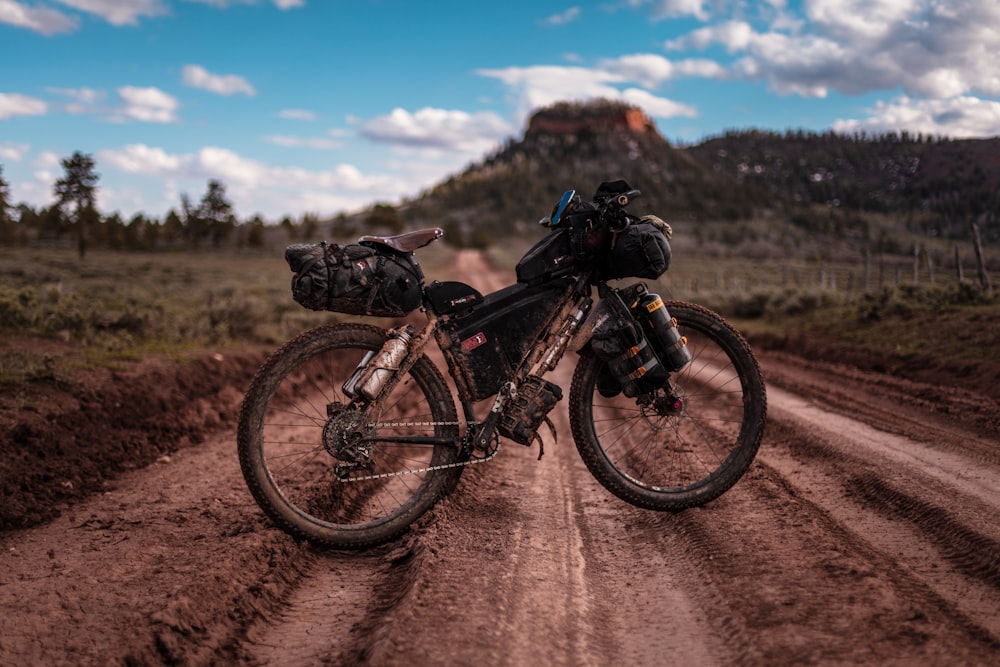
[
  {"xmin": 633, "ymin": 294, "xmax": 692, "ymax": 372},
  {"xmin": 357, "ymin": 326, "xmax": 413, "ymax": 400}
]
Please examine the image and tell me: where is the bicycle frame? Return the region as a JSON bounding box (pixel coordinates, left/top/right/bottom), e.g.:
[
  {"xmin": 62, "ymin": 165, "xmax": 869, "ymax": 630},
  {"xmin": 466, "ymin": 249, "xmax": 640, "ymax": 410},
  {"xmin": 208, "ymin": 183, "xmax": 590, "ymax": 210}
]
[{"xmin": 350, "ymin": 272, "xmax": 595, "ymax": 453}]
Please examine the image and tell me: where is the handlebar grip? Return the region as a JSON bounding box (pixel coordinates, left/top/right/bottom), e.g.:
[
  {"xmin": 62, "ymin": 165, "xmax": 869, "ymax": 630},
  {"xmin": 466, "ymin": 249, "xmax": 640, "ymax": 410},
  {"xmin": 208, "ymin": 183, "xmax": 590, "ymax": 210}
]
[{"xmin": 607, "ymin": 189, "xmax": 642, "ymax": 208}]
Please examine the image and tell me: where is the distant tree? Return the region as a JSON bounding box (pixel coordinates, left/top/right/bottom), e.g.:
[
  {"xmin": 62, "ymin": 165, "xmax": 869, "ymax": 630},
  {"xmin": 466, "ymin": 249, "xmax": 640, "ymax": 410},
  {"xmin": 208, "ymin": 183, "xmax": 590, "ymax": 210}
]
[
  {"xmin": 140, "ymin": 215, "xmax": 161, "ymax": 251},
  {"xmin": 198, "ymin": 180, "xmax": 237, "ymax": 247},
  {"xmin": 163, "ymin": 208, "xmax": 184, "ymax": 245},
  {"xmin": 123, "ymin": 213, "xmax": 149, "ymax": 250},
  {"xmin": 245, "ymin": 214, "xmax": 266, "ymax": 248},
  {"xmin": 53, "ymin": 151, "xmax": 100, "ymax": 259},
  {"xmin": 180, "ymin": 193, "xmax": 204, "ymax": 247},
  {"xmin": 300, "ymin": 213, "xmax": 319, "ymax": 239},
  {"xmin": 365, "ymin": 203, "xmax": 403, "ymax": 233},
  {"xmin": 37, "ymin": 204, "xmax": 63, "ymax": 240},
  {"xmin": 0, "ymin": 165, "xmax": 12, "ymax": 244},
  {"xmin": 105, "ymin": 212, "xmax": 126, "ymax": 250}
]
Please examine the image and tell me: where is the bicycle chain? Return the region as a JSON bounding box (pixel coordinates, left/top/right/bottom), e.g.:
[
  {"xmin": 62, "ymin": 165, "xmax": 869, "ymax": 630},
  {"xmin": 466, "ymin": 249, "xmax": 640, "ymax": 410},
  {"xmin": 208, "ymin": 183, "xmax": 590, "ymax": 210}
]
[{"xmin": 338, "ymin": 420, "xmax": 499, "ymax": 483}]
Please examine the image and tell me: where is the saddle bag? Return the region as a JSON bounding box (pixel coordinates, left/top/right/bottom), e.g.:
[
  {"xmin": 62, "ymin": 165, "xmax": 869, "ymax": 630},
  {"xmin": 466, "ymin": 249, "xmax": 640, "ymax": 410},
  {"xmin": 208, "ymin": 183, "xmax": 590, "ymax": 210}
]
[{"xmin": 285, "ymin": 241, "xmax": 424, "ymax": 317}]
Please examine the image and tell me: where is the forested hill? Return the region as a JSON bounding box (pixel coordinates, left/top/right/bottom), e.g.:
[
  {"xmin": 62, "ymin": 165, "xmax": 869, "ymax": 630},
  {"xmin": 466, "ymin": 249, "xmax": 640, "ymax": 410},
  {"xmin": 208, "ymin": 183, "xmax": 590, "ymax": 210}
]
[
  {"xmin": 369, "ymin": 99, "xmax": 998, "ymax": 249},
  {"xmin": 685, "ymin": 129, "xmax": 1000, "ymax": 242},
  {"xmin": 391, "ymin": 99, "xmax": 776, "ymax": 246}
]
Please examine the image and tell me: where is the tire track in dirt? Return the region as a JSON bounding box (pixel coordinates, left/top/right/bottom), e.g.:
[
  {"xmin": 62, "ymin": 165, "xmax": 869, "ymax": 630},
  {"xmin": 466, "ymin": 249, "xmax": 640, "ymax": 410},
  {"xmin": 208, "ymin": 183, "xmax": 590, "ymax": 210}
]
[
  {"xmin": 0, "ymin": 425, "xmax": 314, "ymax": 666},
  {"xmin": 754, "ymin": 379, "xmax": 1000, "ymax": 654},
  {"xmin": 5, "ymin": 249, "xmax": 1000, "ymax": 665},
  {"xmin": 349, "ymin": 363, "xmax": 728, "ymax": 667},
  {"xmin": 141, "ymin": 254, "xmax": 1000, "ymax": 665}
]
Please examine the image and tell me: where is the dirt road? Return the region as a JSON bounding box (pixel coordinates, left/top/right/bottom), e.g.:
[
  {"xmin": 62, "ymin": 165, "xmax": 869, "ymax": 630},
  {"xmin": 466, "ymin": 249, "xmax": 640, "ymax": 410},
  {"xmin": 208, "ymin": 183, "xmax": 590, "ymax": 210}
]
[{"xmin": 1, "ymin": 251, "xmax": 998, "ymax": 666}]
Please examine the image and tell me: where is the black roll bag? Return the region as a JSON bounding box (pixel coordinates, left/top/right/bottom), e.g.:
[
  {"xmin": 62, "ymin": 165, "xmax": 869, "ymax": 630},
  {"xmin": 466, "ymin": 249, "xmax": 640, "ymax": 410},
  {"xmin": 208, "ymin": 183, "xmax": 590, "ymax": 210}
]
[
  {"xmin": 285, "ymin": 241, "xmax": 424, "ymax": 317},
  {"xmin": 601, "ymin": 218, "xmax": 671, "ymax": 280}
]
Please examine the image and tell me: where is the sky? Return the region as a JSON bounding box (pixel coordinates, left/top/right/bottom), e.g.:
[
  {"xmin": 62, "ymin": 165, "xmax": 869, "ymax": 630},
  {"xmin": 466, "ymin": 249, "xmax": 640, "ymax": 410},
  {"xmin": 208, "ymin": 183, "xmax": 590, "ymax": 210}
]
[{"xmin": 2, "ymin": 0, "xmax": 1000, "ymax": 221}]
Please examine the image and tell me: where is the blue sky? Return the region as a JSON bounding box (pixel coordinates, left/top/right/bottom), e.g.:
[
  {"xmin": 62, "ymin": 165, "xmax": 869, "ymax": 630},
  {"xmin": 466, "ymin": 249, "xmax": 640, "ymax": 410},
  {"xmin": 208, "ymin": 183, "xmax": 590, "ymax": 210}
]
[{"xmin": 2, "ymin": 0, "xmax": 1000, "ymax": 220}]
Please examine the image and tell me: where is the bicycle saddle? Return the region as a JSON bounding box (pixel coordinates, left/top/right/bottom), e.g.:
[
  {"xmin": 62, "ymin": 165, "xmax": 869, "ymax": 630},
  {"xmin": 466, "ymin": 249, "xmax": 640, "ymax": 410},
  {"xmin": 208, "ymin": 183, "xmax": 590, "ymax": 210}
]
[{"xmin": 359, "ymin": 227, "xmax": 444, "ymax": 253}]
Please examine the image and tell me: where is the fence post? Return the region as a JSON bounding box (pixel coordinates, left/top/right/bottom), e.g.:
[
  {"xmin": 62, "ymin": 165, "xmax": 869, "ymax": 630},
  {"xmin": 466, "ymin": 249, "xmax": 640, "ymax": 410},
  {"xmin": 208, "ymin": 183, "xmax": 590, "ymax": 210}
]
[
  {"xmin": 864, "ymin": 247, "xmax": 871, "ymax": 293},
  {"xmin": 971, "ymin": 219, "xmax": 992, "ymax": 294}
]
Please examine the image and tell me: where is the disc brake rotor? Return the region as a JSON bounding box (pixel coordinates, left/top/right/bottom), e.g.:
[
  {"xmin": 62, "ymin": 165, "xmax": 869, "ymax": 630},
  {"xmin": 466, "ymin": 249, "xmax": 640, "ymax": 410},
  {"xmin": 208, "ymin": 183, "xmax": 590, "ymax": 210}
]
[{"xmin": 639, "ymin": 385, "xmax": 688, "ymax": 432}]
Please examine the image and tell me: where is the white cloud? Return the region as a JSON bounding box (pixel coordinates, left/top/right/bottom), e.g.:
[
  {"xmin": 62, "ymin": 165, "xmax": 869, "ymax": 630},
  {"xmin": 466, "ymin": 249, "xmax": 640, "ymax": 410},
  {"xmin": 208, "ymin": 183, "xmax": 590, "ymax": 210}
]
[
  {"xmin": 33, "ymin": 150, "xmax": 61, "ymax": 168},
  {"xmin": 0, "ymin": 92, "xmax": 47, "ymax": 119},
  {"xmin": 182, "ymin": 64, "xmax": 256, "ymax": 96},
  {"xmin": 479, "ymin": 65, "xmax": 628, "ymax": 116},
  {"xmin": 805, "ymin": 0, "xmax": 919, "ymax": 41},
  {"xmin": 46, "ymin": 87, "xmax": 106, "ymax": 114},
  {"xmin": 96, "ymin": 143, "xmax": 412, "ymax": 217},
  {"xmin": 116, "ymin": 86, "xmax": 179, "ymax": 123},
  {"xmin": 542, "ymin": 7, "xmax": 580, "ymax": 25},
  {"xmin": 665, "ymin": 0, "xmax": 1000, "ymax": 101},
  {"xmin": 0, "ymin": 142, "xmax": 30, "ymax": 161},
  {"xmin": 478, "ymin": 64, "xmax": 699, "ymax": 121},
  {"xmin": 54, "ymin": 0, "xmax": 168, "ymax": 26},
  {"xmin": 263, "ymin": 134, "xmax": 344, "ymax": 149},
  {"xmin": 360, "ymin": 107, "xmax": 514, "ymax": 154},
  {"xmin": 601, "ymin": 54, "xmax": 674, "ymax": 88},
  {"xmin": 634, "ymin": 0, "xmax": 710, "ymax": 21},
  {"xmin": 274, "ymin": 0, "xmax": 304, "ymax": 8},
  {"xmin": 600, "ymin": 53, "xmax": 727, "ymax": 88},
  {"xmin": 832, "ymin": 95, "xmax": 1000, "ymax": 138},
  {"xmin": 621, "ymin": 88, "xmax": 697, "ymax": 118},
  {"xmin": 666, "ymin": 20, "xmax": 756, "ymax": 52},
  {"xmin": 278, "ymin": 108, "xmax": 317, "ymax": 121},
  {"xmin": 99, "ymin": 144, "xmax": 183, "ymax": 172},
  {"xmin": 0, "ymin": 0, "xmax": 77, "ymax": 34}
]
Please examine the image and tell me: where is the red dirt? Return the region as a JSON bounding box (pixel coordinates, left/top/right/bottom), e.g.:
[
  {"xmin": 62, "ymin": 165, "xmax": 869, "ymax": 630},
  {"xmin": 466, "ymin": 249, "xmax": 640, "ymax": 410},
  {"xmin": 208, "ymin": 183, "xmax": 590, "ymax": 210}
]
[{"xmin": 1, "ymin": 252, "xmax": 998, "ymax": 666}]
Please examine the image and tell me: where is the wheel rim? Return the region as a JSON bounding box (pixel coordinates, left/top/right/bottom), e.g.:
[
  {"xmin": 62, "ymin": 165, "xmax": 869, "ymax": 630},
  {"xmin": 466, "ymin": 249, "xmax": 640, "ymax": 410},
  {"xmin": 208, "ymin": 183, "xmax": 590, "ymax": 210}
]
[
  {"xmin": 584, "ymin": 317, "xmax": 756, "ymax": 494},
  {"xmin": 255, "ymin": 341, "xmax": 453, "ymax": 530}
]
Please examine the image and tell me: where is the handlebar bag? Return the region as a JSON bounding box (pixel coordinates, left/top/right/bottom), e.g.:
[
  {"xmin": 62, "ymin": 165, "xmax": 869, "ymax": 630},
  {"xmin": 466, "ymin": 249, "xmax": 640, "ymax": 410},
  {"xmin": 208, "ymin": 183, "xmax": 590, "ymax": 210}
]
[
  {"xmin": 601, "ymin": 221, "xmax": 671, "ymax": 280},
  {"xmin": 285, "ymin": 241, "xmax": 424, "ymax": 316}
]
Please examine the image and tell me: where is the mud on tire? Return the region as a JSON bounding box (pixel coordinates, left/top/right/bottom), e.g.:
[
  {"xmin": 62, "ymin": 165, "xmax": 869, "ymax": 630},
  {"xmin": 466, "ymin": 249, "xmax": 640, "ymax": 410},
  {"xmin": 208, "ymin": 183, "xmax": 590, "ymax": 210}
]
[
  {"xmin": 237, "ymin": 323, "xmax": 463, "ymax": 548},
  {"xmin": 569, "ymin": 302, "xmax": 766, "ymax": 511}
]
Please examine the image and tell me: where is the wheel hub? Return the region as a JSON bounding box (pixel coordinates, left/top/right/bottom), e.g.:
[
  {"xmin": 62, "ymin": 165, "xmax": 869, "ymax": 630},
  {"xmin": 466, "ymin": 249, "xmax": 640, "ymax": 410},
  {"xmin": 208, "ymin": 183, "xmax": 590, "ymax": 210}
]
[{"xmin": 639, "ymin": 385, "xmax": 687, "ymax": 431}]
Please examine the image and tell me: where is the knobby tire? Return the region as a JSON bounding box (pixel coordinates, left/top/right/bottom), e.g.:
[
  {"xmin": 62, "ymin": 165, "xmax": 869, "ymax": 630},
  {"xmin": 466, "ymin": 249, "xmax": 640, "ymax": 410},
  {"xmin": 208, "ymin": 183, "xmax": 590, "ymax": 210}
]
[
  {"xmin": 569, "ymin": 301, "xmax": 767, "ymax": 510},
  {"xmin": 237, "ymin": 323, "xmax": 463, "ymax": 549}
]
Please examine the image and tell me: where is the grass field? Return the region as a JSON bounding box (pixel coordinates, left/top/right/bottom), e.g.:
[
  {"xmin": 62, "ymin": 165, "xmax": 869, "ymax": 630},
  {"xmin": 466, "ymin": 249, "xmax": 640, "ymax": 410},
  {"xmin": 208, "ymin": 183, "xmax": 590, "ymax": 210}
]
[{"xmin": 2, "ymin": 241, "xmax": 997, "ymax": 386}]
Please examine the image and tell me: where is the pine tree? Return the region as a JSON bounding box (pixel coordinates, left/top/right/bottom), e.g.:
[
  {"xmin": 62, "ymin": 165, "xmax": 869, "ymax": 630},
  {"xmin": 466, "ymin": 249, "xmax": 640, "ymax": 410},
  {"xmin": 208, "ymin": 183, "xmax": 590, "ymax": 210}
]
[
  {"xmin": 53, "ymin": 151, "xmax": 99, "ymax": 259},
  {"xmin": 0, "ymin": 166, "xmax": 12, "ymax": 244},
  {"xmin": 198, "ymin": 180, "xmax": 236, "ymax": 247}
]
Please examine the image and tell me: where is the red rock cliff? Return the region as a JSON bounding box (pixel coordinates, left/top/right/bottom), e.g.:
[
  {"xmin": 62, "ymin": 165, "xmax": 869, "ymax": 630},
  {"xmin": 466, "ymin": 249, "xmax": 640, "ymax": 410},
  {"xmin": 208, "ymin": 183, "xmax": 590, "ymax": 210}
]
[{"xmin": 525, "ymin": 101, "xmax": 656, "ymax": 136}]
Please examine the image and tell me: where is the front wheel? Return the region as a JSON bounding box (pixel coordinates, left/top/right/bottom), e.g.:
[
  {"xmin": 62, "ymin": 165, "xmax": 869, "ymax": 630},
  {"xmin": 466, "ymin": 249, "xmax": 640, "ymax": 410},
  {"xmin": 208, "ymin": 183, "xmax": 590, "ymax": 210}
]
[
  {"xmin": 237, "ymin": 323, "xmax": 464, "ymax": 548},
  {"xmin": 569, "ymin": 302, "xmax": 766, "ymax": 511}
]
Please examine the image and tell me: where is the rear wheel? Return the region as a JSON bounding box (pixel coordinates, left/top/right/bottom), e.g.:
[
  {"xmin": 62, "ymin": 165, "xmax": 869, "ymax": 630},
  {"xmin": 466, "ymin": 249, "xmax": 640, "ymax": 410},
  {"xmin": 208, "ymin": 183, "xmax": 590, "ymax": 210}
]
[
  {"xmin": 237, "ymin": 323, "xmax": 463, "ymax": 548},
  {"xmin": 569, "ymin": 302, "xmax": 766, "ymax": 510}
]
